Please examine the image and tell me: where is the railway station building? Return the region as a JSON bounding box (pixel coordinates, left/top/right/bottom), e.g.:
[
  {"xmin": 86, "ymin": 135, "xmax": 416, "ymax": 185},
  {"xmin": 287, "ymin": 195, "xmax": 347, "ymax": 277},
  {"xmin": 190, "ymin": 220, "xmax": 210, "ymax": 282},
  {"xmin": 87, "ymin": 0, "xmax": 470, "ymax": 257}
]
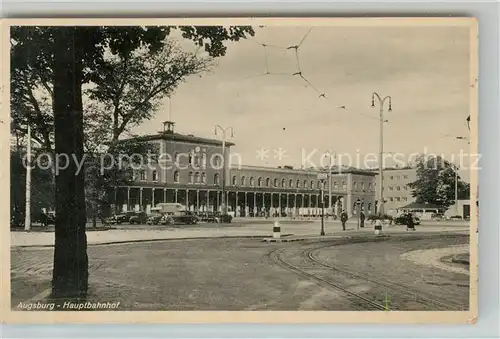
[{"xmin": 112, "ymin": 122, "xmax": 377, "ymax": 218}]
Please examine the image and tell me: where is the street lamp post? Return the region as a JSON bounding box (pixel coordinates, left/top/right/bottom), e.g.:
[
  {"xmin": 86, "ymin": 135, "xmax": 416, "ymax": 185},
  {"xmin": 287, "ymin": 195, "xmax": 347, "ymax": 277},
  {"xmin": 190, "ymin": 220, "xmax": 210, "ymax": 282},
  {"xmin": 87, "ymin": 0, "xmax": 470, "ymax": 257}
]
[
  {"xmin": 325, "ymin": 151, "xmax": 336, "ymax": 214},
  {"xmin": 371, "ymin": 92, "xmax": 392, "ymax": 216},
  {"xmin": 215, "ymin": 125, "xmax": 234, "ymax": 215},
  {"xmin": 356, "ymin": 198, "xmax": 361, "ymax": 230},
  {"xmin": 317, "ymin": 173, "xmax": 327, "ymax": 236}
]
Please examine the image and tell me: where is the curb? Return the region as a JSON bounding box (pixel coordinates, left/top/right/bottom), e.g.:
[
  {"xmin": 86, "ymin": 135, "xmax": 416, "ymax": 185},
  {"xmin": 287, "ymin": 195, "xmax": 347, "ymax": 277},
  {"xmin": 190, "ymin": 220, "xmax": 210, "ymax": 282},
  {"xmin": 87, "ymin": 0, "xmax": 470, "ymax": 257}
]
[{"xmin": 12, "ymin": 234, "xmax": 295, "ymax": 249}]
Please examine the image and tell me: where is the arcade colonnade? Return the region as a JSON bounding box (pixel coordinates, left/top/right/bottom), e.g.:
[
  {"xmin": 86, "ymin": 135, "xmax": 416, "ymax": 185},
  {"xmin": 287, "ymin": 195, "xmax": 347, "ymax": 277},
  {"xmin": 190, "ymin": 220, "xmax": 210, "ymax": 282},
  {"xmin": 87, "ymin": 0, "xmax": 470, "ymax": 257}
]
[{"xmin": 113, "ymin": 186, "xmax": 349, "ymax": 217}]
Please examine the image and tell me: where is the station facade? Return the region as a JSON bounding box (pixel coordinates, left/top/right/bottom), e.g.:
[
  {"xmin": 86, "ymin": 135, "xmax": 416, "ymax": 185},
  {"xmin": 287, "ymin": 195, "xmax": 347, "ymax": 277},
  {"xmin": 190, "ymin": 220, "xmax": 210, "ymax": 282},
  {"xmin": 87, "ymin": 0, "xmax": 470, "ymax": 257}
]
[{"xmin": 113, "ymin": 122, "xmax": 377, "ymax": 217}]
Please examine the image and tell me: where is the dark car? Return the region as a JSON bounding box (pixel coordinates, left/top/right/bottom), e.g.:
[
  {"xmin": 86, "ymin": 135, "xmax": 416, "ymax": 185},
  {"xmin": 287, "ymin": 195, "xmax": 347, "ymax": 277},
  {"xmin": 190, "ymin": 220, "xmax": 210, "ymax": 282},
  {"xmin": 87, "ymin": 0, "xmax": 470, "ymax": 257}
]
[
  {"xmin": 161, "ymin": 211, "xmax": 198, "ymax": 225},
  {"xmin": 394, "ymin": 214, "xmax": 420, "ymax": 226},
  {"xmin": 37, "ymin": 212, "xmax": 56, "ymax": 227},
  {"xmin": 146, "ymin": 214, "xmax": 163, "ymax": 225},
  {"xmin": 129, "ymin": 212, "xmax": 149, "ymax": 224},
  {"xmin": 112, "ymin": 211, "xmax": 136, "ymax": 224},
  {"xmin": 198, "ymin": 212, "xmax": 220, "ymax": 223}
]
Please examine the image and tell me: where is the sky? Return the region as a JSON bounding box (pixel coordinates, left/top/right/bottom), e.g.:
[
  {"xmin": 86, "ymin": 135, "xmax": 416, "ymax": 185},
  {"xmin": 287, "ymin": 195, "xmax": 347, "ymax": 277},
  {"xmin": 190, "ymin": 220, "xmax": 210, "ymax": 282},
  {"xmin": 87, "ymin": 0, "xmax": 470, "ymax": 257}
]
[{"xmin": 132, "ymin": 24, "xmax": 473, "ymax": 177}]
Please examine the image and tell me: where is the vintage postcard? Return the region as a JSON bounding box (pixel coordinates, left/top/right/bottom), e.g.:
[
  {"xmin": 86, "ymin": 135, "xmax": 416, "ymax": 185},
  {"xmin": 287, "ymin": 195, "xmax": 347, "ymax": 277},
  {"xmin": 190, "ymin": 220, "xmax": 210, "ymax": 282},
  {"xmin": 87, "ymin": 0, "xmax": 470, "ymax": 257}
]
[{"xmin": 1, "ymin": 17, "xmax": 478, "ymax": 324}]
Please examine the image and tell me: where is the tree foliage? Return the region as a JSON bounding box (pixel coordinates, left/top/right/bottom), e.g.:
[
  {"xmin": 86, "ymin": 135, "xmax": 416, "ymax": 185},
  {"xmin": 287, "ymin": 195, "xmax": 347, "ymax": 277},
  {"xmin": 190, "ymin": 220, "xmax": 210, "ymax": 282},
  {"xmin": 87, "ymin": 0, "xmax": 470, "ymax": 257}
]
[
  {"xmin": 408, "ymin": 155, "xmax": 470, "ymax": 208},
  {"xmin": 10, "ymin": 25, "xmax": 255, "ymax": 298}
]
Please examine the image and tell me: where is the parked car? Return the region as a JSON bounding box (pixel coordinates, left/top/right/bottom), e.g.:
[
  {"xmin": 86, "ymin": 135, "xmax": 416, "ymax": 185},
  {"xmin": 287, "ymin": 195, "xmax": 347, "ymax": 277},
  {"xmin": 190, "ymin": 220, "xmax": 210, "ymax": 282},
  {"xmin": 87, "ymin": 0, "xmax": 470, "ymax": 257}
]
[
  {"xmin": 111, "ymin": 211, "xmax": 136, "ymax": 224},
  {"xmin": 129, "ymin": 212, "xmax": 149, "ymax": 224},
  {"xmin": 146, "ymin": 214, "xmax": 163, "ymax": 225},
  {"xmin": 394, "ymin": 214, "xmax": 420, "ymax": 226},
  {"xmin": 161, "ymin": 211, "xmax": 198, "ymax": 225}
]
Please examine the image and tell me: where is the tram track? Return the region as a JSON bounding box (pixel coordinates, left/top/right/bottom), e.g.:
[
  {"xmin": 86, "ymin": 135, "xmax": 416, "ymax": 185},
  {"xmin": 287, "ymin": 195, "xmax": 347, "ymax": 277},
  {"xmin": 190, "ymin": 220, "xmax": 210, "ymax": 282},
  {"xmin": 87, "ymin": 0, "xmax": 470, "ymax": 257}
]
[
  {"xmin": 306, "ymin": 244, "xmax": 464, "ymax": 311},
  {"xmin": 268, "ymin": 247, "xmax": 388, "ymax": 311},
  {"xmin": 267, "ymin": 235, "xmax": 468, "ymax": 311}
]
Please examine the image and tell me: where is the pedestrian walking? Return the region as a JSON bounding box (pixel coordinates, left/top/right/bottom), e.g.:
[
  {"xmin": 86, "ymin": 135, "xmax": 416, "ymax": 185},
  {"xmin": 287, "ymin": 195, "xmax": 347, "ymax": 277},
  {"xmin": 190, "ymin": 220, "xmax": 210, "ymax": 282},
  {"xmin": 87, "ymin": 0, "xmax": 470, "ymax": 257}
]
[
  {"xmin": 340, "ymin": 210, "xmax": 348, "ymax": 231},
  {"xmin": 406, "ymin": 213, "xmax": 415, "ymax": 231},
  {"xmin": 360, "ymin": 211, "xmax": 365, "ymax": 228}
]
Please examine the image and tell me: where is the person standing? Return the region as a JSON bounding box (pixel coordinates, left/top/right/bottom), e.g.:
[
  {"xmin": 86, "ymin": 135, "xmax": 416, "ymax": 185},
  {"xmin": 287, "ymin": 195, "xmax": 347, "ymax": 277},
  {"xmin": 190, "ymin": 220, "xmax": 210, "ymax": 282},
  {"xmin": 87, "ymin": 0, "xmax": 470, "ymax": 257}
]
[
  {"xmin": 360, "ymin": 211, "xmax": 365, "ymax": 228},
  {"xmin": 340, "ymin": 210, "xmax": 348, "ymax": 231}
]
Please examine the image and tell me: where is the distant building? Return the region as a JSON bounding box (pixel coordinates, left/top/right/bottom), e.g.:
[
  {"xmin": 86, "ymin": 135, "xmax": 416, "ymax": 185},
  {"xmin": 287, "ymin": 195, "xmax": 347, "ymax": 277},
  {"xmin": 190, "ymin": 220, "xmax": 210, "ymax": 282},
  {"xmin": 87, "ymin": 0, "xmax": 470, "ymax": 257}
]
[
  {"xmin": 111, "ymin": 122, "xmax": 377, "ymax": 217},
  {"xmin": 370, "ymin": 167, "xmax": 417, "ymax": 215}
]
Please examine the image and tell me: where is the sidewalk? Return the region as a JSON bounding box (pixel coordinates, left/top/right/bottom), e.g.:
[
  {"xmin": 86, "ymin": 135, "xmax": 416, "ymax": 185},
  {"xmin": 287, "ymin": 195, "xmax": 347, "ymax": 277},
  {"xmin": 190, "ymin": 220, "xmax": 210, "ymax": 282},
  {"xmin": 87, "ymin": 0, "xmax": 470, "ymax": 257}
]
[{"xmin": 11, "ymin": 220, "xmax": 470, "ymax": 248}]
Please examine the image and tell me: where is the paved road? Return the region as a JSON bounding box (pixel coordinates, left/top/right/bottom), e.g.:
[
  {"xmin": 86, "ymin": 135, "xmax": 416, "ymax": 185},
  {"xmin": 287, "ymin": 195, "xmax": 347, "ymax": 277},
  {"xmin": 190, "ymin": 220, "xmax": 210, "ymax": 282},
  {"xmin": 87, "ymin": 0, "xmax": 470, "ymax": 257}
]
[
  {"xmin": 11, "ymin": 220, "xmax": 469, "ymax": 247},
  {"xmin": 11, "ymin": 233, "xmax": 469, "ymax": 311}
]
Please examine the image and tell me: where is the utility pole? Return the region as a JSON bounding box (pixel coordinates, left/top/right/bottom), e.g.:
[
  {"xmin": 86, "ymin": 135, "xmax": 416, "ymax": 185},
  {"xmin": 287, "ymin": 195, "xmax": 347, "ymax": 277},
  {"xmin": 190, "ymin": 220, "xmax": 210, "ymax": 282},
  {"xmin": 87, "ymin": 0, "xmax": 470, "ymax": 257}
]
[
  {"xmin": 326, "ymin": 151, "xmax": 335, "ymax": 214},
  {"xmin": 24, "ymin": 124, "xmax": 32, "ymax": 231},
  {"xmin": 455, "ymin": 165, "xmax": 459, "ymax": 217},
  {"xmin": 317, "ymin": 173, "xmax": 327, "ymax": 236},
  {"xmin": 371, "ymin": 92, "xmax": 392, "ymax": 216},
  {"xmin": 215, "ymin": 125, "xmax": 234, "ymax": 215}
]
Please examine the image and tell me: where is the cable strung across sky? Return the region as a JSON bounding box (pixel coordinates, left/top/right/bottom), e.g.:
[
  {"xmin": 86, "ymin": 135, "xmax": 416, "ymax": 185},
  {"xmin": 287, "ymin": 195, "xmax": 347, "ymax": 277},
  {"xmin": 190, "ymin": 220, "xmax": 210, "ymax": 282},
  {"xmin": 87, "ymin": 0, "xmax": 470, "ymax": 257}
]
[{"xmin": 246, "ymin": 27, "xmax": 327, "ymax": 99}]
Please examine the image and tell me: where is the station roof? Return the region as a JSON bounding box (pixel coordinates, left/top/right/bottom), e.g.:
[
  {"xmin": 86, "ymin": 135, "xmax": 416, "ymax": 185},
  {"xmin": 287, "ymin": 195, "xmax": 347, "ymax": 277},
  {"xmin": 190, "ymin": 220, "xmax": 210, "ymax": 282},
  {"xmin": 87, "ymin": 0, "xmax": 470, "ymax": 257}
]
[{"xmin": 120, "ymin": 131, "xmax": 234, "ymax": 147}]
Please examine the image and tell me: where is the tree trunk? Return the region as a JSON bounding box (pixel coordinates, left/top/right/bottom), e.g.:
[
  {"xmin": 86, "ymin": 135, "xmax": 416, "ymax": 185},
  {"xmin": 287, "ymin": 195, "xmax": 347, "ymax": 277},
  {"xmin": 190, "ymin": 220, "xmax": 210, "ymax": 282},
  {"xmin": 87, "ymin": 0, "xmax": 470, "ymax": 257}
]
[{"xmin": 51, "ymin": 27, "xmax": 88, "ymax": 298}]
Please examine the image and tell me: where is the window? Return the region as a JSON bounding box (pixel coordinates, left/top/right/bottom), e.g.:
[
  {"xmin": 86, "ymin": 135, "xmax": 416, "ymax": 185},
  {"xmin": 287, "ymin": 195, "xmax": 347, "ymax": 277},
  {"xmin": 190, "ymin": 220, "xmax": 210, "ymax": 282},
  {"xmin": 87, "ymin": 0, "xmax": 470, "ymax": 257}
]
[
  {"xmin": 194, "ymin": 172, "xmax": 200, "ymax": 183},
  {"xmin": 281, "ymin": 179, "xmax": 286, "ymax": 188},
  {"xmin": 188, "ymin": 153, "xmax": 194, "ymax": 166},
  {"xmin": 368, "ymin": 203, "xmax": 372, "ymax": 212},
  {"xmin": 173, "ymin": 171, "xmax": 180, "ymax": 183},
  {"xmin": 189, "ymin": 172, "xmax": 194, "ymax": 183},
  {"xmin": 389, "ymin": 186, "xmax": 393, "ymax": 191},
  {"xmin": 403, "ymin": 175, "xmax": 408, "ymax": 179},
  {"xmin": 289, "ymin": 179, "xmax": 293, "ymax": 188},
  {"xmin": 342, "ymin": 181, "xmax": 346, "ymax": 189},
  {"xmin": 317, "ymin": 181, "xmax": 321, "ymax": 189},
  {"xmin": 311, "ymin": 180, "xmax": 314, "ymax": 189},
  {"xmin": 258, "ymin": 177, "xmax": 262, "ymax": 187},
  {"xmin": 296, "ymin": 180, "xmax": 301, "ymax": 188},
  {"xmin": 274, "ymin": 178, "xmax": 278, "ymax": 187},
  {"xmin": 214, "ymin": 173, "xmax": 220, "ymax": 185},
  {"xmin": 396, "ymin": 197, "xmax": 401, "ymax": 202},
  {"xmin": 266, "ymin": 178, "xmax": 270, "ymax": 187},
  {"xmin": 303, "ymin": 180, "xmax": 308, "ymax": 189},
  {"xmin": 201, "ymin": 172, "xmax": 206, "ymax": 184},
  {"xmin": 361, "ymin": 182, "xmax": 365, "ymax": 190},
  {"xmin": 403, "ymin": 197, "xmax": 408, "ymax": 201},
  {"xmin": 232, "ymin": 175, "xmax": 237, "ymax": 186},
  {"xmin": 390, "ymin": 176, "xmax": 394, "ymax": 180},
  {"xmin": 152, "ymin": 170, "xmax": 158, "ymax": 182},
  {"xmin": 140, "ymin": 170, "xmax": 146, "ymax": 181},
  {"xmin": 214, "ymin": 156, "xmax": 221, "ymax": 167},
  {"xmin": 241, "ymin": 176, "xmax": 246, "ymax": 186},
  {"xmin": 334, "ymin": 182, "xmax": 338, "ymax": 190},
  {"xmin": 397, "ymin": 186, "xmax": 401, "ymax": 191},
  {"xmin": 368, "ymin": 182, "xmax": 372, "ymax": 190},
  {"xmin": 389, "ymin": 197, "xmax": 394, "ymax": 201},
  {"xmin": 250, "ymin": 177, "xmax": 255, "ymax": 186},
  {"xmin": 353, "ymin": 182, "xmax": 357, "ymax": 190}
]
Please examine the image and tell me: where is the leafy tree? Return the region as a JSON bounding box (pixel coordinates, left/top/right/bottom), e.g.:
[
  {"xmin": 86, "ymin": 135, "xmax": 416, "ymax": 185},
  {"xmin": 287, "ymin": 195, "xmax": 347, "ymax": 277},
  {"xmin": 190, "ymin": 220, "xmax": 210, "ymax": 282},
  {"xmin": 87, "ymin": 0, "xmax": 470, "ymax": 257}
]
[
  {"xmin": 10, "ymin": 25, "xmax": 254, "ymax": 299},
  {"xmin": 408, "ymin": 155, "xmax": 469, "ymax": 208}
]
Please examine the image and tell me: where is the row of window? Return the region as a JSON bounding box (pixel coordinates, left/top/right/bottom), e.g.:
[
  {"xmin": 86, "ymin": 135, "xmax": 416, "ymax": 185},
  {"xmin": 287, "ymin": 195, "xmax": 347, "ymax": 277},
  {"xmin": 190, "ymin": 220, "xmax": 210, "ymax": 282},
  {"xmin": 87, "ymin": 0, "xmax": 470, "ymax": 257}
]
[
  {"xmin": 137, "ymin": 170, "xmax": 212, "ymax": 184},
  {"xmin": 136, "ymin": 171, "xmax": 375, "ymax": 191},
  {"xmin": 231, "ymin": 176, "xmax": 348, "ymax": 190},
  {"xmin": 389, "ymin": 175, "xmax": 409, "ymax": 180},
  {"xmin": 388, "ymin": 197, "xmax": 409, "ymax": 202},
  {"xmin": 388, "ymin": 185, "xmax": 409, "ymax": 191}
]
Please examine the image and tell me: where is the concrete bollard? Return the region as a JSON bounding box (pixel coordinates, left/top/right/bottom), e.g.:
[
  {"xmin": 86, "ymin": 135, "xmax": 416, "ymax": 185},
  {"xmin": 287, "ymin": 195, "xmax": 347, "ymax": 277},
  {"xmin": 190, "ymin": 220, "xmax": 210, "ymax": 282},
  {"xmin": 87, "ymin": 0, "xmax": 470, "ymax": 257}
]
[{"xmin": 273, "ymin": 220, "xmax": 281, "ymax": 239}]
